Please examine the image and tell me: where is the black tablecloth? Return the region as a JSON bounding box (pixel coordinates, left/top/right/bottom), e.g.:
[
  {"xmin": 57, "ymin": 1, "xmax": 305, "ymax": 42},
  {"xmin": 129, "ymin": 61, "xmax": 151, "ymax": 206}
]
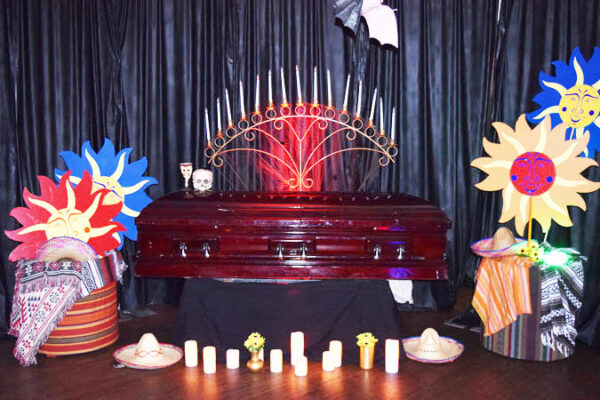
[{"xmin": 173, "ymin": 279, "xmax": 402, "ymax": 364}]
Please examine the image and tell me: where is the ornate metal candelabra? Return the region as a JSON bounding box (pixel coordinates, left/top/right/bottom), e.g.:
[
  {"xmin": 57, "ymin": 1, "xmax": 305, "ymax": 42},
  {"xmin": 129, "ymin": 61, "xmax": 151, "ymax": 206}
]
[{"xmin": 204, "ymin": 67, "xmax": 398, "ymax": 191}]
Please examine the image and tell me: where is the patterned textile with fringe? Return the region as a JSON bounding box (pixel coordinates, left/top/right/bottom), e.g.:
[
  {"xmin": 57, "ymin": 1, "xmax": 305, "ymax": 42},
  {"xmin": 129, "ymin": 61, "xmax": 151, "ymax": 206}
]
[
  {"xmin": 9, "ymin": 251, "xmax": 127, "ymax": 366},
  {"xmin": 538, "ymin": 247, "xmax": 584, "ymax": 357}
]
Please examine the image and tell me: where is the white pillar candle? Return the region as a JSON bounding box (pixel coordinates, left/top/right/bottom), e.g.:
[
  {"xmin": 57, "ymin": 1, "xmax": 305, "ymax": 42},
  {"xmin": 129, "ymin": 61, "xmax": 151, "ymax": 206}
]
[
  {"xmin": 204, "ymin": 108, "xmax": 211, "ymax": 143},
  {"xmin": 290, "ymin": 331, "xmax": 304, "ymax": 366},
  {"xmin": 239, "ymin": 80, "xmax": 246, "ymax": 119},
  {"xmin": 270, "ymin": 349, "xmax": 283, "ymax": 373},
  {"xmin": 385, "ymin": 339, "xmax": 399, "ymax": 374},
  {"xmin": 255, "ymin": 74, "xmax": 260, "ymax": 113},
  {"xmin": 184, "ymin": 340, "xmax": 198, "ymax": 368},
  {"xmin": 379, "ymin": 98, "xmax": 384, "ymax": 128},
  {"xmin": 313, "ymin": 66, "xmax": 318, "ymax": 105},
  {"xmin": 342, "ymin": 74, "xmax": 350, "ymax": 111},
  {"xmin": 225, "ymin": 88, "xmax": 233, "ymax": 127},
  {"xmin": 203, "ymin": 346, "xmax": 216, "ymax": 374},
  {"xmin": 327, "ymin": 70, "xmax": 333, "ymax": 108},
  {"xmin": 322, "ymin": 351, "xmax": 335, "ymax": 371},
  {"xmin": 295, "ymin": 65, "xmax": 303, "ymax": 104},
  {"xmin": 356, "ymin": 79, "xmax": 363, "ymax": 117},
  {"xmin": 329, "ymin": 340, "xmax": 342, "ymax": 368},
  {"xmin": 280, "ymin": 67, "xmax": 288, "ymax": 105},
  {"xmin": 295, "ymin": 356, "xmax": 308, "ymax": 377},
  {"xmin": 369, "ymin": 88, "xmax": 378, "ymax": 122},
  {"xmin": 226, "ymin": 349, "xmax": 239, "ymax": 369}
]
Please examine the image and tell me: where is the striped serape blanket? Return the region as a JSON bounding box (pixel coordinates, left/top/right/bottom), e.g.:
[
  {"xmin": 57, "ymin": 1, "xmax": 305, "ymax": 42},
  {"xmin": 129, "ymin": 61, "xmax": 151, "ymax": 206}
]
[
  {"xmin": 472, "ymin": 255, "xmax": 534, "ymax": 336},
  {"xmin": 9, "ymin": 250, "xmax": 127, "ymax": 366},
  {"xmin": 538, "ymin": 248, "xmax": 585, "ymax": 357}
]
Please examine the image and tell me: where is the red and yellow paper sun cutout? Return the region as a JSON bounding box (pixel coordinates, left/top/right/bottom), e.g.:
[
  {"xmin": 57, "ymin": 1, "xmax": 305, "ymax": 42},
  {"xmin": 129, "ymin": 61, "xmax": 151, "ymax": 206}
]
[
  {"xmin": 472, "ymin": 115, "xmax": 600, "ymax": 235},
  {"xmin": 5, "ymin": 171, "xmax": 125, "ymax": 261}
]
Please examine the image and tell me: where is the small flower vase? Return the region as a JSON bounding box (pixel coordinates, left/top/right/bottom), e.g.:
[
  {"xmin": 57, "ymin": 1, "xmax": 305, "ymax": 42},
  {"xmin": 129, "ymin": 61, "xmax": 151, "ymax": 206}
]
[
  {"xmin": 359, "ymin": 345, "xmax": 375, "ymax": 370},
  {"xmin": 247, "ymin": 350, "xmax": 264, "ymax": 372}
]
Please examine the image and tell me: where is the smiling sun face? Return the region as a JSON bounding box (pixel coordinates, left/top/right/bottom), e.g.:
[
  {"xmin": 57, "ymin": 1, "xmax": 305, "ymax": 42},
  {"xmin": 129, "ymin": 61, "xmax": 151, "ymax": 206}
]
[
  {"xmin": 472, "ymin": 115, "xmax": 600, "ymax": 235},
  {"xmin": 558, "ymin": 84, "xmax": 600, "ymax": 128},
  {"xmin": 4, "ymin": 171, "xmax": 125, "ymax": 261}
]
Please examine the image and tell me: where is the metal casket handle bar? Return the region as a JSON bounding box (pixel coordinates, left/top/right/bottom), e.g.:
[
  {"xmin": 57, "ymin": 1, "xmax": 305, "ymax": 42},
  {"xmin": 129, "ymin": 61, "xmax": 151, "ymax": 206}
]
[
  {"xmin": 397, "ymin": 245, "xmax": 404, "ymax": 260},
  {"xmin": 203, "ymin": 242, "xmax": 211, "ymax": 259},
  {"xmin": 300, "ymin": 243, "xmax": 308, "ymax": 259},
  {"xmin": 373, "ymin": 244, "xmax": 381, "ymax": 260},
  {"xmin": 276, "ymin": 244, "xmax": 284, "ymax": 260},
  {"xmin": 179, "ymin": 242, "xmax": 187, "ymax": 258}
]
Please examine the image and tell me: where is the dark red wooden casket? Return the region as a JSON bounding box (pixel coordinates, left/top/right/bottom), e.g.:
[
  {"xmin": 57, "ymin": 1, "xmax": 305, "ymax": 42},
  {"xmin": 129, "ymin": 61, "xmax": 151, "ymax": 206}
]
[{"xmin": 134, "ymin": 191, "xmax": 451, "ymax": 280}]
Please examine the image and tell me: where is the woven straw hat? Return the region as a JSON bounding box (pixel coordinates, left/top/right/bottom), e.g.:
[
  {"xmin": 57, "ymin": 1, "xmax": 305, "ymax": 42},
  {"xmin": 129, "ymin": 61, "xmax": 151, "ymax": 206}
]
[
  {"xmin": 402, "ymin": 328, "xmax": 464, "ymax": 364},
  {"xmin": 470, "ymin": 227, "xmax": 531, "ymax": 258},
  {"xmin": 35, "ymin": 236, "xmax": 98, "ymax": 262},
  {"xmin": 113, "ymin": 333, "xmax": 183, "ymax": 369}
]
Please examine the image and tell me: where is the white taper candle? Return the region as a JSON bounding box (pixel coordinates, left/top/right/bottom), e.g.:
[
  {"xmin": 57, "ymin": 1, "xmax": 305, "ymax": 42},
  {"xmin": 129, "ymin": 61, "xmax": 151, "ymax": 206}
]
[
  {"xmin": 327, "ymin": 70, "xmax": 333, "ymax": 108},
  {"xmin": 216, "ymin": 98, "xmax": 222, "ymax": 131},
  {"xmin": 342, "ymin": 74, "xmax": 350, "ymax": 111},
  {"xmin": 369, "ymin": 88, "xmax": 378, "ymax": 122},
  {"xmin": 204, "ymin": 108, "xmax": 211, "ymax": 142},
  {"xmin": 281, "ymin": 68, "xmax": 288, "ymax": 105},
  {"xmin": 313, "ymin": 66, "xmax": 318, "ymax": 105},
  {"xmin": 239, "ymin": 80, "xmax": 246, "ymax": 119},
  {"xmin": 225, "ymin": 88, "xmax": 233, "ymax": 126},
  {"xmin": 356, "ymin": 80, "xmax": 363, "ymax": 117},
  {"xmin": 268, "ymin": 70, "xmax": 273, "ymax": 106},
  {"xmin": 255, "ymin": 74, "xmax": 260, "ymax": 113},
  {"xmin": 391, "ymin": 107, "xmax": 396, "ymax": 141},
  {"xmin": 295, "ymin": 65, "xmax": 303, "ymax": 104}
]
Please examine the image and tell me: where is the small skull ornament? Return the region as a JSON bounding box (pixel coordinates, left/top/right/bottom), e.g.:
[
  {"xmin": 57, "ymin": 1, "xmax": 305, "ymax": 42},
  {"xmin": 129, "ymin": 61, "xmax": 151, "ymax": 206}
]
[{"xmin": 192, "ymin": 169, "xmax": 213, "ymax": 192}]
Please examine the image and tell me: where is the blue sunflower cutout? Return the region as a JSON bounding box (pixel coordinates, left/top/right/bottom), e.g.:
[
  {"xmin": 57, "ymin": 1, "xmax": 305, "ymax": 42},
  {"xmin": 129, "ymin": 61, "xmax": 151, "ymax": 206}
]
[
  {"xmin": 527, "ymin": 47, "xmax": 600, "ymax": 157},
  {"xmin": 55, "ymin": 138, "xmax": 158, "ymax": 247}
]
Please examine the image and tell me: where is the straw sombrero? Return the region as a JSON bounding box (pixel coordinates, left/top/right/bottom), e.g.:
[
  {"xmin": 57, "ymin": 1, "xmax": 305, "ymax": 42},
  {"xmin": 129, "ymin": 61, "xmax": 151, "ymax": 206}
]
[
  {"xmin": 35, "ymin": 236, "xmax": 98, "ymax": 262},
  {"xmin": 470, "ymin": 227, "xmax": 534, "ymax": 258},
  {"xmin": 402, "ymin": 328, "xmax": 464, "ymax": 364},
  {"xmin": 113, "ymin": 333, "xmax": 183, "ymax": 369}
]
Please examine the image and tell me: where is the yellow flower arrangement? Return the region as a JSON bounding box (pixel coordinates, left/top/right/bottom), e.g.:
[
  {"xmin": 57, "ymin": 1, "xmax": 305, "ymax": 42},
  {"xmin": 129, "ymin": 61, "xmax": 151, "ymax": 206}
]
[
  {"xmin": 356, "ymin": 332, "xmax": 378, "ymax": 347},
  {"xmin": 244, "ymin": 332, "xmax": 266, "ymax": 353}
]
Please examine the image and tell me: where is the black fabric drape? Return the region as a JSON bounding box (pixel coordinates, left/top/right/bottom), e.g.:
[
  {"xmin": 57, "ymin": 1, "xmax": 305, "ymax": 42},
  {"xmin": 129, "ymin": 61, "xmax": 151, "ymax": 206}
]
[{"xmin": 1, "ymin": 0, "xmax": 600, "ymax": 348}]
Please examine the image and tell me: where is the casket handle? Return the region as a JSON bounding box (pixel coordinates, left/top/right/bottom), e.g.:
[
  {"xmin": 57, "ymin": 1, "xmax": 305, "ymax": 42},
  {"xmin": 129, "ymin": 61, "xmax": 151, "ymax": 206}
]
[
  {"xmin": 179, "ymin": 242, "xmax": 188, "ymax": 258},
  {"xmin": 202, "ymin": 242, "xmax": 211, "ymax": 259},
  {"xmin": 276, "ymin": 244, "xmax": 284, "ymax": 260},
  {"xmin": 397, "ymin": 245, "xmax": 405, "ymax": 260},
  {"xmin": 373, "ymin": 244, "xmax": 381, "ymax": 260}
]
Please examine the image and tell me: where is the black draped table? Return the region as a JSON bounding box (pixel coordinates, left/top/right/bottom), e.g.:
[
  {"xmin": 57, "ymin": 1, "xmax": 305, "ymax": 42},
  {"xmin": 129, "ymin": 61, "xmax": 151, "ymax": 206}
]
[{"xmin": 173, "ymin": 279, "xmax": 403, "ymax": 364}]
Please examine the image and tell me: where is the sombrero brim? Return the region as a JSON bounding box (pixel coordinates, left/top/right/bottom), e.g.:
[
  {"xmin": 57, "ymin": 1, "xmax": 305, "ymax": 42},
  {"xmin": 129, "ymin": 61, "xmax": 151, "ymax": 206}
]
[
  {"xmin": 35, "ymin": 236, "xmax": 98, "ymax": 262},
  {"xmin": 113, "ymin": 343, "xmax": 183, "ymax": 370},
  {"xmin": 470, "ymin": 237, "xmax": 532, "ymax": 258},
  {"xmin": 402, "ymin": 336, "xmax": 464, "ymax": 364}
]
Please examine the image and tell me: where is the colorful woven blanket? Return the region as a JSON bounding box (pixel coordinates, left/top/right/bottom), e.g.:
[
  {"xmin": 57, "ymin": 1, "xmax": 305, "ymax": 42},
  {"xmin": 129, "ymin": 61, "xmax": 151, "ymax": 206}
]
[
  {"xmin": 538, "ymin": 248, "xmax": 584, "ymax": 357},
  {"xmin": 9, "ymin": 251, "xmax": 127, "ymax": 366},
  {"xmin": 472, "ymin": 255, "xmax": 534, "ymax": 336}
]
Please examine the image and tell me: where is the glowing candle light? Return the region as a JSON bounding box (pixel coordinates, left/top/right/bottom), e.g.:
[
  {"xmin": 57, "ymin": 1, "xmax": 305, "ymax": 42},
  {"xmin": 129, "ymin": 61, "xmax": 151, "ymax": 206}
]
[
  {"xmin": 322, "ymin": 351, "xmax": 335, "ymax": 371},
  {"xmin": 270, "ymin": 349, "xmax": 283, "ymax": 373},
  {"xmin": 226, "ymin": 349, "xmax": 239, "ymax": 369},
  {"xmin": 294, "ymin": 355, "xmax": 308, "ymax": 377},
  {"xmin": 225, "ymin": 88, "xmax": 233, "ymax": 127},
  {"xmin": 295, "ymin": 65, "xmax": 303, "ymax": 105},
  {"xmin": 329, "ymin": 340, "xmax": 342, "ymax": 368},
  {"xmin": 391, "ymin": 107, "xmax": 396, "ymax": 141},
  {"xmin": 239, "ymin": 80, "xmax": 246, "ymax": 119},
  {"xmin": 385, "ymin": 339, "xmax": 399, "ymax": 374},
  {"xmin": 184, "ymin": 340, "xmax": 198, "ymax": 368},
  {"xmin": 327, "ymin": 70, "xmax": 333, "ymax": 108},
  {"xmin": 369, "ymin": 88, "xmax": 378, "ymax": 123},
  {"xmin": 342, "ymin": 74, "xmax": 350, "ymax": 111},
  {"xmin": 290, "ymin": 331, "xmax": 304, "ymax": 366},
  {"xmin": 255, "ymin": 74, "xmax": 260, "ymax": 113},
  {"xmin": 313, "ymin": 66, "xmax": 318, "ymax": 105},
  {"xmin": 356, "ymin": 79, "xmax": 363, "ymax": 117},
  {"xmin": 281, "ymin": 68, "xmax": 288, "ymax": 105},
  {"xmin": 203, "ymin": 346, "xmax": 216, "ymax": 374},
  {"xmin": 216, "ymin": 98, "xmax": 222, "ymax": 132},
  {"xmin": 268, "ymin": 70, "xmax": 273, "ymax": 107},
  {"xmin": 204, "ymin": 108, "xmax": 211, "ymax": 143}
]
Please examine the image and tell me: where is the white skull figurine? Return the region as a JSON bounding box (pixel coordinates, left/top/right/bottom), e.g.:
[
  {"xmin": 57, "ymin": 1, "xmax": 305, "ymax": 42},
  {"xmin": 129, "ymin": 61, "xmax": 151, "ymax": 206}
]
[{"xmin": 192, "ymin": 169, "xmax": 213, "ymax": 192}]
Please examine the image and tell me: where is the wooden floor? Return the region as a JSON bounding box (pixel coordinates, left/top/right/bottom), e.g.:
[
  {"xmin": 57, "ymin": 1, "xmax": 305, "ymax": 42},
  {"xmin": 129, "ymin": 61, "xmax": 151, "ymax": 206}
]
[{"xmin": 1, "ymin": 291, "xmax": 599, "ymax": 400}]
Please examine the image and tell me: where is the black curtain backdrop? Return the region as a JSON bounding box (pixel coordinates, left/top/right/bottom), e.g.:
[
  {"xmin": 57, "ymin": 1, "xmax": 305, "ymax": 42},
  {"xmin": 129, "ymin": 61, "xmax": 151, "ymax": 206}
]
[{"xmin": 1, "ymin": 0, "xmax": 600, "ymax": 347}]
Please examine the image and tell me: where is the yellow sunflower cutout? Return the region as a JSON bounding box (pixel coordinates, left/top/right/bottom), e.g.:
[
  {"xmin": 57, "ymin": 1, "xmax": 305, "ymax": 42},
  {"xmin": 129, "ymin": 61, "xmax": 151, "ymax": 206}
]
[{"xmin": 472, "ymin": 115, "xmax": 600, "ymax": 235}]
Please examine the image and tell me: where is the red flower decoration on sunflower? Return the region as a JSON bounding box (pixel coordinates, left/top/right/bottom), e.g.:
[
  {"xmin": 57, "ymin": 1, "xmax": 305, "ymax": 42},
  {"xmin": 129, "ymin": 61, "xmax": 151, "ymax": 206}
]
[{"xmin": 5, "ymin": 171, "xmax": 125, "ymax": 261}]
